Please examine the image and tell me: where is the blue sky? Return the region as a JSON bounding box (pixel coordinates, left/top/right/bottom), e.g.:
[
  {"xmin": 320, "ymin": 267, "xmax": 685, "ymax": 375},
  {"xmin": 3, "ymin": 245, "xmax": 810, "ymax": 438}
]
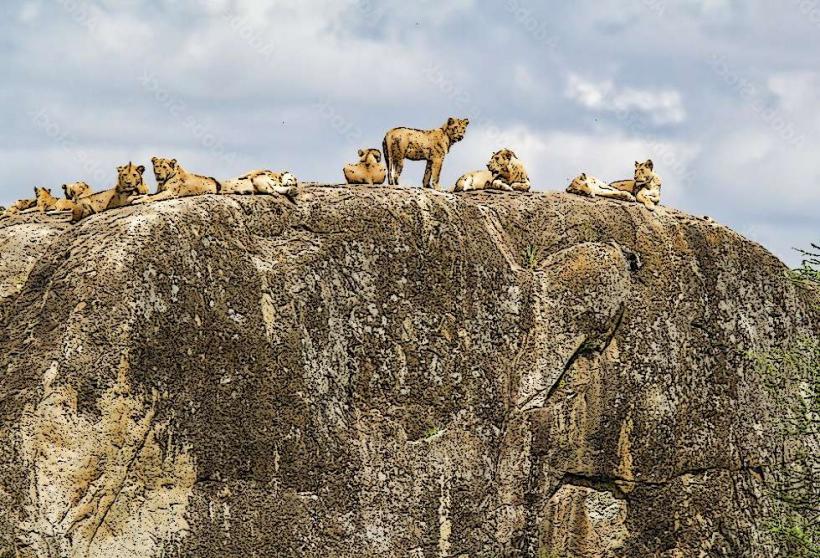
[{"xmin": 0, "ymin": 0, "xmax": 817, "ymax": 265}]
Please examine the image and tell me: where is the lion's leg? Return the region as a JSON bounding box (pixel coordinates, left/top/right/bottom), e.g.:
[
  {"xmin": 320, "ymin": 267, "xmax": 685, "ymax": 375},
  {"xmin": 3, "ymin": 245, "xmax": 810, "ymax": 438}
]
[
  {"xmin": 429, "ymin": 158, "xmax": 444, "ymax": 190},
  {"xmin": 393, "ymin": 158, "xmax": 404, "ymax": 186},
  {"xmin": 636, "ymin": 189, "xmax": 657, "ymax": 211},
  {"xmin": 422, "ymin": 160, "xmax": 434, "ymax": 189}
]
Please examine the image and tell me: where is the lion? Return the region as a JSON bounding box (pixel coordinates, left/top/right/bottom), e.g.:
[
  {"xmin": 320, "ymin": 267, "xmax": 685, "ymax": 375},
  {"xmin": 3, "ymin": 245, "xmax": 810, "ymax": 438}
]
[
  {"xmin": 609, "ymin": 160, "xmax": 662, "ymax": 210},
  {"xmin": 72, "ymin": 163, "xmax": 147, "ymax": 222},
  {"xmin": 487, "ymin": 148, "xmax": 531, "ymax": 192},
  {"xmin": 3, "ymin": 197, "xmax": 37, "ymax": 215},
  {"xmin": 383, "ymin": 117, "xmax": 469, "ymax": 189},
  {"xmin": 62, "ymin": 181, "xmax": 93, "ymax": 202},
  {"xmin": 221, "ymin": 170, "xmax": 297, "ymax": 196},
  {"xmin": 343, "ymin": 148, "xmax": 387, "ymax": 186},
  {"xmin": 453, "ymin": 169, "xmax": 494, "ymax": 192},
  {"xmin": 566, "ymin": 173, "xmax": 636, "ymax": 202},
  {"xmin": 133, "ymin": 157, "xmax": 220, "ymax": 204},
  {"xmin": 35, "ymin": 187, "xmax": 78, "ymax": 213}
]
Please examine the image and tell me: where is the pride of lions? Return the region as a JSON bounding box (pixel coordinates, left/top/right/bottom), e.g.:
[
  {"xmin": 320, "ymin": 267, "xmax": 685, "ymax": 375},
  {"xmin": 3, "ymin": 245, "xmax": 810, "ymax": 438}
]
[{"xmin": 2, "ymin": 116, "xmax": 664, "ymax": 222}]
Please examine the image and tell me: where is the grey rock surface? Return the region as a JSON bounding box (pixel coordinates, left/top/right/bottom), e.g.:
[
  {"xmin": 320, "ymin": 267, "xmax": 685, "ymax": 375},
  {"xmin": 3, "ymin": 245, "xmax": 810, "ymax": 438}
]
[{"xmin": 0, "ymin": 186, "xmax": 816, "ymax": 557}]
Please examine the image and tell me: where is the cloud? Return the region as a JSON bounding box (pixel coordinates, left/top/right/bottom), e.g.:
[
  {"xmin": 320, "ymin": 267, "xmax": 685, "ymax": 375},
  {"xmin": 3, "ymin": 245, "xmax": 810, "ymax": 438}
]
[{"xmin": 565, "ymin": 74, "xmax": 687, "ymax": 125}]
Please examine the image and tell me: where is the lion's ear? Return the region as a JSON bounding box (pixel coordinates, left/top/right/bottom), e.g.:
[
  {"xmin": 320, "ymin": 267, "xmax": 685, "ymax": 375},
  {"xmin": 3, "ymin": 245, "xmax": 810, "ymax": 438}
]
[
  {"xmin": 447, "ymin": 117, "xmax": 455, "ymax": 125},
  {"xmin": 645, "ymin": 159, "xmax": 654, "ymax": 170},
  {"xmin": 580, "ymin": 173, "xmax": 587, "ymax": 180},
  {"xmin": 373, "ymin": 150, "xmax": 382, "ymax": 162},
  {"xmin": 464, "ymin": 118, "xmax": 470, "ymax": 125},
  {"xmin": 137, "ymin": 165, "xmax": 145, "ymax": 175},
  {"xmin": 358, "ymin": 149, "xmax": 364, "ymax": 157},
  {"xmin": 170, "ymin": 159, "xmax": 177, "ymax": 168},
  {"xmin": 151, "ymin": 157, "xmax": 158, "ymax": 163}
]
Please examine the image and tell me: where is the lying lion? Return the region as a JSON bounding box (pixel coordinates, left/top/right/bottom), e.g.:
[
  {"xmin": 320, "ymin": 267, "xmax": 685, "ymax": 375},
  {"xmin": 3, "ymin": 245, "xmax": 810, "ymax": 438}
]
[
  {"xmin": 133, "ymin": 157, "xmax": 220, "ymax": 204},
  {"xmin": 72, "ymin": 163, "xmax": 148, "ymax": 221},
  {"xmin": 383, "ymin": 117, "xmax": 469, "ymax": 190},
  {"xmin": 3, "ymin": 197, "xmax": 36, "ymax": 216},
  {"xmin": 221, "ymin": 170, "xmax": 297, "ymax": 196},
  {"xmin": 35, "ymin": 187, "xmax": 77, "ymax": 213},
  {"xmin": 343, "ymin": 148, "xmax": 386, "ymax": 186},
  {"xmin": 454, "ymin": 149, "xmax": 531, "ymax": 193},
  {"xmin": 609, "ymin": 160, "xmax": 662, "ymax": 210},
  {"xmin": 566, "ymin": 173, "xmax": 636, "ymax": 202}
]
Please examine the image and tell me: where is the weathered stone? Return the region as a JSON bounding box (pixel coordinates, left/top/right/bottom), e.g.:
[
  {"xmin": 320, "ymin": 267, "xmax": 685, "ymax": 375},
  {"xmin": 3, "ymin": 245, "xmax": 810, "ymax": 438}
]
[{"xmin": 0, "ymin": 186, "xmax": 816, "ymax": 557}]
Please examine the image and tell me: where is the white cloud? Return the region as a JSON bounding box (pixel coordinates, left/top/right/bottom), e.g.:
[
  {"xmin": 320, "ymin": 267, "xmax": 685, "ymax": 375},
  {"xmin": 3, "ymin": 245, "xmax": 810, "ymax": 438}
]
[{"xmin": 566, "ymin": 74, "xmax": 687, "ymax": 125}]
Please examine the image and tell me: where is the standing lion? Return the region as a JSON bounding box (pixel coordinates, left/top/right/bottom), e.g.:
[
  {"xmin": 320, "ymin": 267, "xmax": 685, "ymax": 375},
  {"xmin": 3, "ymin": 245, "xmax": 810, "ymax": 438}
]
[{"xmin": 382, "ymin": 117, "xmax": 469, "ymax": 190}]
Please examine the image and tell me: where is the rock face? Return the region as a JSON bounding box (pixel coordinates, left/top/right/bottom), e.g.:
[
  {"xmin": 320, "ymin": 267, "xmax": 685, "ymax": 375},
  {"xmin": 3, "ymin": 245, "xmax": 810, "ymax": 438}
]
[{"xmin": 0, "ymin": 187, "xmax": 816, "ymax": 558}]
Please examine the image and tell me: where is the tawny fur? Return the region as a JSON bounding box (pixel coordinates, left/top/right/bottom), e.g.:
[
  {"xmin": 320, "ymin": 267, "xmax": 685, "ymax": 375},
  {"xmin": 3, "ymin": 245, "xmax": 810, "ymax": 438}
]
[
  {"xmin": 133, "ymin": 157, "xmax": 220, "ymax": 204},
  {"xmin": 34, "ymin": 187, "xmax": 77, "ymax": 213},
  {"xmin": 72, "ymin": 163, "xmax": 147, "ymax": 222},
  {"xmin": 609, "ymin": 160, "xmax": 662, "ymax": 211},
  {"xmin": 3, "ymin": 198, "xmax": 36, "ymax": 216},
  {"xmin": 221, "ymin": 170, "xmax": 297, "ymax": 196},
  {"xmin": 343, "ymin": 148, "xmax": 387, "ymax": 186},
  {"xmin": 382, "ymin": 117, "xmax": 469, "ymax": 189},
  {"xmin": 453, "ymin": 169, "xmax": 494, "ymax": 192},
  {"xmin": 487, "ymin": 149, "xmax": 531, "ymax": 192},
  {"xmin": 566, "ymin": 173, "xmax": 636, "ymax": 202},
  {"xmin": 62, "ymin": 182, "xmax": 93, "ymax": 202}
]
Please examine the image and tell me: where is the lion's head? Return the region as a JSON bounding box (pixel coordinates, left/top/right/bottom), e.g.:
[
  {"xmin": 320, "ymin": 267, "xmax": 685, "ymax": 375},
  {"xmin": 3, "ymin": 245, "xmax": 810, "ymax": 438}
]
[
  {"xmin": 62, "ymin": 181, "xmax": 92, "ymax": 201},
  {"xmin": 34, "ymin": 186, "xmax": 53, "ymax": 205},
  {"xmin": 358, "ymin": 148, "xmax": 382, "ymax": 165},
  {"xmin": 444, "ymin": 117, "xmax": 470, "ymax": 143},
  {"xmin": 117, "ymin": 162, "xmax": 146, "ymax": 194},
  {"xmin": 151, "ymin": 157, "xmax": 178, "ymax": 191},
  {"xmin": 634, "ymin": 159, "xmax": 655, "ymax": 184},
  {"xmin": 487, "ymin": 148, "xmax": 518, "ymax": 178}
]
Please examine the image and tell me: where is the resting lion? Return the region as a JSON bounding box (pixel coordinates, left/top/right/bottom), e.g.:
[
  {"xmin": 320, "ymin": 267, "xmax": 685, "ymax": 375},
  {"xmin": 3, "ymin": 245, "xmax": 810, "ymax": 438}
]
[
  {"xmin": 566, "ymin": 173, "xmax": 636, "ymax": 202},
  {"xmin": 133, "ymin": 157, "xmax": 220, "ymax": 204},
  {"xmin": 383, "ymin": 117, "xmax": 469, "ymax": 189},
  {"xmin": 453, "ymin": 169, "xmax": 493, "ymax": 192},
  {"xmin": 343, "ymin": 148, "xmax": 386, "ymax": 186},
  {"xmin": 62, "ymin": 181, "xmax": 93, "ymax": 202},
  {"xmin": 487, "ymin": 148, "xmax": 531, "ymax": 192},
  {"xmin": 221, "ymin": 170, "xmax": 297, "ymax": 196},
  {"xmin": 35, "ymin": 187, "xmax": 77, "ymax": 213},
  {"xmin": 72, "ymin": 163, "xmax": 147, "ymax": 221},
  {"xmin": 3, "ymin": 197, "xmax": 37, "ymax": 216},
  {"xmin": 609, "ymin": 160, "xmax": 662, "ymax": 211}
]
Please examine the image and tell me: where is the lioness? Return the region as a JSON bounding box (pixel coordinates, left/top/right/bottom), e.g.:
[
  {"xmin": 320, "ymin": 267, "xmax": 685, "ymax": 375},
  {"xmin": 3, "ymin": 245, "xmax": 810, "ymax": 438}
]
[
  {"xmin": 343, "ymin": 148, "xmax": 386, "ymax": 186},
  {"xmin": 62, "ymin": 181, "xmax": 93, "ymax": 202},
  {"xmin": 453, "ymin": 169, "xmax": 494, "ymax": 192},
  {"xmin": 35, "ymin": 187, "xmax": 77, "ymax": 212},
  {"xmin": 221, "ymin": 170, "xmax": 297, "ymax": 196},
  {"xmin": 609, "ymin": 160, "xmax": 662, "ymax": 210},
  {"xmin": 72, "ymin": 163, "xmax": 147, "ymax": 221},
  {"xmin": 487, "ymin": 148, "xmax": 531, "ymax": 192},
  {"xmin": 133, "ymin": 157, "xmax": 220, "ymax": 204},
  {"xmin": 566, "ymin": 173, "xmax": 636, "ymax": 202},
  {"xmin": 3, "ymin": 198, "xmax": 36, "ymax": 215},
  {"xmin": 383, "ymin": 117, "xmax": 469, "ymax": 189}
]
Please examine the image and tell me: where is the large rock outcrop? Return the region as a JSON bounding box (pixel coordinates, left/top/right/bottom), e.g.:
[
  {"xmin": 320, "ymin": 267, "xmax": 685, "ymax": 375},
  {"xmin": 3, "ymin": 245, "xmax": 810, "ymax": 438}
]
[{"xmin": 0, "ymin": 187, "xmax": 816, "ymax": 557}]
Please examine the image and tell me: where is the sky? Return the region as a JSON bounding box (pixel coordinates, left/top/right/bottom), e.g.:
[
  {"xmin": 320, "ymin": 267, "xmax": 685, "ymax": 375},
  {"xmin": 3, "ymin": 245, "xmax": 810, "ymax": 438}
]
[{"xmin": 0, "ymin": 0, "xmax": 817, "ymax": 266}]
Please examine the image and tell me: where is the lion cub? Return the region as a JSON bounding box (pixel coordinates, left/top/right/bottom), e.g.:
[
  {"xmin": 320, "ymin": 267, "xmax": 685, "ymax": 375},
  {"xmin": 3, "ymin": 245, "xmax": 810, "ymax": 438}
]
[
  {"xmin": 609, "ymin": 160, "xmax": 662, "ymax": 210},
  {"xmin": 343, "ymin": 148, "xmax": 387, "ymax": 186},
  {"xmin": 221, "ymin": 170, "xmax": 297, "ymax": 196},
  {"xmin": 133, "ymin": 157, "xmax": 220, "ymax": 204},
  {"xmin": 567, "ymin": 173, "xmax": 636, "ymax": 202},
  {"xmin": 453, "ymin": 169, "xmax": 494, "ymax": 192},
  {"xmin": 35, "ymin": 187, "xmax": 77, "ymax": 213},
  {"xmin": 383, "ymin": 117, "xmax": 469, "ymax": 189}
]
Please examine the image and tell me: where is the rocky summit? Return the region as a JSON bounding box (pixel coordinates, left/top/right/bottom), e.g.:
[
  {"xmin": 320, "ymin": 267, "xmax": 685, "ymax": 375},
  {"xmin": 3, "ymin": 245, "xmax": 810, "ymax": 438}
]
[{"xmin": 0, "ymin": 186, "xmax": 817, "ymax": 557}]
